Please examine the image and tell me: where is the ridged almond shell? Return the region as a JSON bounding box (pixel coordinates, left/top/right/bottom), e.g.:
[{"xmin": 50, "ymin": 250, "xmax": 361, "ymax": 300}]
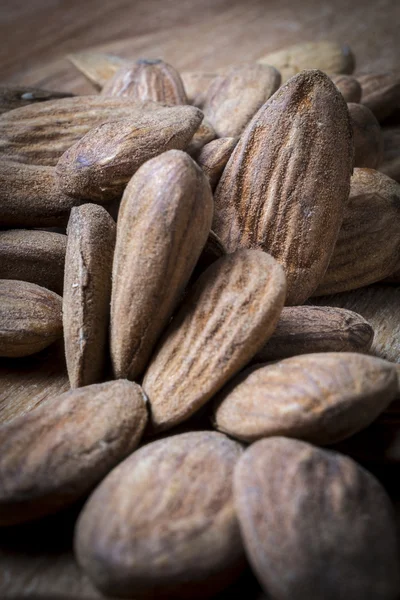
[{"xmin": 358, "ymin": 71, "xmax": 400, "ymax": 122}]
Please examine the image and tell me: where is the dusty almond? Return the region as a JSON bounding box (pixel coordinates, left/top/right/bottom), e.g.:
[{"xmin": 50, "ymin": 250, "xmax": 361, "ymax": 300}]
[
  {"xmin": 348, "ymin": 102, "xmax": 383, "ymax": 168},
  {"xmin": 68, "ymin": 52, "xmax": 129, "ymax": 89},
  {"xmin": 181, "ymin": 71, "xmax": 218, "ymax": 108},
  {"xmin": 213, "ymin": 69, "xmax": 353, "ymax": 305},
  {"xmin": 196, "ymin": 137, "xmax": 238, "ymax": 190},
  {"xmin": 143, "ymin": 249, "xmax": 286, "ymax": 433},
  {"xmin": 0, "ymin": 380, "xmax": 147, "ymax": 526},
  {"xmin": 56, "ymin": 105, "xmax": 203, "ymax": 202},
  {"xmin": 0, "ymin": 280, "xmax": 62, "ymax": 358},
  {"xmin": 330, "ymin": 74, "xmax": 362, "ymax": 103},
  {"xmin": 358, "ymin": 71, "xmax": 400, "ymax": 121},
  {"xmin": 0, "ymin": 229, "xmax": 66, "ymax": 295},
  {"xmin": 186, "ymin": 118, "xmax": 216, "ymax": 156},
  {"xmin": 257, "ymin": 41, "xmax": 355, "ymax": 82},
  {"xmin": 380, "ymin": 126, "xmax": 400, "ymax": 182},
  {"xmin": 203, "ymin": 63, "xmax": 281, "ymax": 137},
  {"xmin": 111, "ymin": 150, "xmax": 213, "ymax": 381},
  {"xmin": 0, "ymin": 95, "xmax": 165, "ymax": 166},
  {"xmin": 315, "ymin": 169, "xmax": 400, "ymax": 295},
  {"xmin": 75, "ymin": 431, "xmax": 245, "ymax": 599},
  {"xmin": 253, "ymin": 305, "xmax": 374, "ymax": 362},
  {"xmin": 102, "ymin": 58, "xmax": 188, "ymax": 105},
  {"xmin": 63, "ymin": 204, "xmax": 116, "ymax": 388},
  {"xmin": 234, "ymin": 438, "xmax": 400, "ymax": 600},
  {"xmin": 214, "ymin": 353, "xmax": 398, "ymax": 445},
  {"xmin": 0, "ymin": 85, "xmax": 74, "ymax": 115}
]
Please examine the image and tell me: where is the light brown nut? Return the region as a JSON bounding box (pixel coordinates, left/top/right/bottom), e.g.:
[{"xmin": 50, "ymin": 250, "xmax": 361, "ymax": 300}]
[
  {"xmin": 63, "ymin": 204, "xmax": 116, "ymax": 388},
  {"xmin": 111, "ymin": 150, "xmax": 213, "ymax": 381},
  {"xmin": 0, "ymin": 280, "xmax": 62, "ymax": 358},
  {"xmin": 101, "ymin": 58, "xmax": 188, "ymax": 105},
  {"xmin": 213, "ymin": 69, "xmax": 353, "ymax": 305},
  {"xmin": 203, "ymin": 63, "xmax": 281, "ymax": 137},
  {"xmin": 181, "ymin": 71, "xmax": 218, "ymax": 108},
  {"xmin": 214, "ymin": 353, "xmax": 398, "ymax": 445},
  {"xmin": 258, "ymin": 41, "xmax": 355, "ymax": 82},
  {"xmin": 143, "ymin": 249, "xmax": 286, "ymax": 433},
  {"xmin": 380, "ymin": 126, "xmax": 400, "ymax": 182},
  {"xmin": 0, "ymin": 380, "xmax": 147, "ymax": 526},
  {"xmin": 196, "ymin": 137, "xmax": 238, "ymax": 190},
  {"xmin": 0, "ymin": 230, "xmax": 66, "ymax": 295},
  {"xmin": 68, "ymin": 52, "xmax": 129, "ymax": 89},
  {"xmin": 253, "ymin": 305, "xmax": 374, "ymax": 362},
  {"xmin": 186, "ymin": 118, "xmax": 216, "ymax": 156},
  {"xmin": 0, "ymin": 86, "xmax": 74, "ymax": 115},
  {"xmin": 0, "ymin": 95, "xmax": 164, "ymax": 166},
  {"xmin": 358, "ymin": 71, "xmax": 400, "ymax": 122},
  {"xmin": 330, "ymin": 74, "xmax": 362, "ymax": 103},
  {"xmin": 348, "ymin": 102, "xmax": 383, "ymax": 168},
  {"xmin": 74, "ymin": 431, "xmax": 245, "ymax": 599},
  {"xmin": 315, "ymin": 169, "xmax": 400, "ymax": 296},
  {"xmin": 56, "ymin": 105, "xmax": 203, "ymax": 202},
  {"xmin": 234, "ymin": 438, "xmax": 400, "ymax": 600}
]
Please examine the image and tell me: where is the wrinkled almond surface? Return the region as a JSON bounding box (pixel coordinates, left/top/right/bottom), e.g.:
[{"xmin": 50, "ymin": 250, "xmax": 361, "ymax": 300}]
[
  {"xmin": 359, "ymin": 71, "xmax": 400, "ymax": 122},
  {"xmin": 196, "ymin": 137, "xmax": 238, "ymax": 190},
  {"xmin": 348, "ymin": 102, "xmax": 383, "ymax": 168},
  {"xmin": 330, "ymin": 74, "xmax": 362, "ymax": 103},
  {"xmin": 186, "ymin": 118, "xmax": 216, "ymax": 156}
]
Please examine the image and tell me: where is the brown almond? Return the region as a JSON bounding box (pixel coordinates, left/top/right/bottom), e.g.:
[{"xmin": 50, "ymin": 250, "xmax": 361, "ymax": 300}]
[
  {"xmin": 358, "ymin": 71, "xmax": 400, "ymax": 122},
  {"xmin": 0, "ymin": 95, "xmax": 165, "ymax": 166},
  {"xmin": 213, "ymin": 69, "xmax": 353, "ymax": 305},
  {"xmin": 214, "ymin": 353, "xmax": 397, "ymax": 445},
  {"xmin": 190, "ymin": 230, "xmax": 226, "ymax": 283},
  {"xmin": 56, "ymin": 105, "xmax": 203, "ymax": 202},
  {"xmin": 143, "ymin": 249, "xmax": 286, "ymax": 433},
  {"xmin": 0, "ymin": 380, "xmax": 147, "ymax": 526},
  {"xmin": 111, "ymin": 150, "xmax": 213, "ymax": 381},
  {"xmin": 186, "ymin": 118, "xmax": 216, "ymax": 156},
  {"xmin": 0, "ymin": 85, "xmax": 74, "ymax": 115},
  {"xmin": 203, "ymin": 63, "xmax": 281, "ymax": 137},
  {"xmin": 181, "ymin": 71, "xmax": 218, "ymax": 108},
  {"xmin": 63, "ymin": 204, "xmax": 116, "ymax": 388},
  {"xmin": 253, "ymin": 305, "xmax": 374, "ymax": 362},
  {"xmin": 0, "ymin": 280, "xmax": 62, "ymax": 358},
  {"xmin": 234, "ymin": 438, "xmax": 400, "ymax": 600},
  {"xmin": 348, "ymin": 102, "xmax": 383, "ymax": 168},
  {"xmin": 0, "ymin": 229, "xmax": 66, "ymax": 294},
  {"xmin": 331, "ymin": 74, "xmax": 362, "ymax": 103},
  {"xmin": 258, "ymin": 41, "xmax": 355, "ymax": 82},
  {"xmin": 74, "ymin": 431, "xmax": 245, "ymax": 599},
  {"xmin": 68, "ymin": 52, "xmax": 129, "ymax": 89},
  {"xmin": 102, "ymin": 58, "xmax": 188, "ymax": 105},
  {"xmin": 315, "ymin": 169, "xmax": 400, "ymax": 295},
  {"xmin": 196, "ymin": 137, "xmax": 238, "ymax": 190},
  {"xmin": 380, "ymin": 126, "xmax": 400, "ymax": 182}
]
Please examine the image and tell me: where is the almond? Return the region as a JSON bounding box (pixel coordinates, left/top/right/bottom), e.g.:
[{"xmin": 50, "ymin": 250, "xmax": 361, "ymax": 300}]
[
  {"xmin": 0, "ymin": 380, "xmax": 147, "ymax": 526},
  {"xmin": 0, "ymin": 280, "xmax": 62, "ymax": 358},
  {"xmin": 358, "ymin": 71, "xmax": 400, "ymax": 121},
  {"xmin": 190, "ymin": 230, "xmax": 226, "ymax": 283},
  {"xmin": 63, "ymin": 204, "xmax": 116, "ymax": 388},
  {"xmin": 181, "ymin": 71, "xmax": 217, "ymax": 108},
  {"xmin": 186, "ymin": 118, "xmax": 216, "ymax": 156},
  {"xmin": 196, "ymin": 137, "xmax": 238, "ymax": 190},
  {"xmin": 330, "ymin": 74, "xmax": 362, "ymax": 103},
  {"xmin": 380, "ymin": 126, "xmax": 400, "ymax": 182},
  {"xmin": 68, "ymin": 52, "xmax": 129, "ymax": 89},
  {"xmin": 111, "ymin": 150, "xmax": 213, "ymax": 381},
  {"xmin": 143, "ymin": 249, "xmax": 286, "ymax": 433},
  {"xmin": 234, "ymin": 438, "xmax": 400, "ymax": 600},
  {"xmin": 0, "ymin": 85, "xmax": 74, "ymax": 115},
  {"xmin": 213, "ymin": 70, "xmax": 353, "ymax": 305},
  {"xmin": 348, "ymin": 102, "xmax": 383, "ymax": 168},
  {"xmin": 74, "ymin": 431, "xmax": 244, "ymax": 599},
  {"xmin": 56, "ymin": 105, "xmax": 203, "ymax": 201}
]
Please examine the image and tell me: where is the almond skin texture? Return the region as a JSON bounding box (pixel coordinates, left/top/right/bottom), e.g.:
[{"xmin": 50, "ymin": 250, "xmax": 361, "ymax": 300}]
[
  {"xmin": 74, "ymin": 431, "xmax": 245, "ymax": 599},
  {"xmin": 358, "ymin": 71, "xmax": 400, "ymax": 122},
  {"xmin": 348, "ymin": 103, "xmax": 383, "ymax": 168},
  {"xmin": 258, "ymin": 42, "xmax": 355, "ymax": 82},
  {"xmin": 190, "ymin": 230, "xmax": 226, "ymax": 283},
  {"xmin": 380, "ymin": 126, "xmax": 400, "ymax": 182},
  {"xmin": 196, "ymin": 137, "xmax": 238, "ymax": 190},
  {"xmin": 315, "ymin": 169, "xmax": 400, "ymax": 295},
  {"xmin": 253, "ymin": 305, "xmax": 374, "ymax": 362},
  {"xmin": 101, "ymin": 59, "xmax": 188, "ymax": 105},
  {"xmin": 181, "ymin": 71, "xmax": 217, "ymax": 108},
  {"xmin": 143, "ymin": 249, "xmax": 286, "ymax": 433},
  {"xmin": 0, "ymin": 86, "xmax": 74, "ymax": 115},
  {"xmin": 0, "ymin": 230, "xmax": 66, "ymax": 294},
  {"xmin": 331, "ymin": 74, "xmax": 362, "ymax": 103},
  {"xmin": 63, "ymin": 204, "xmax": 116, "ymax": 388},
  {"xmin": 0, "ymin": 96, "xmax": 164, "ymax": 166},
  {"xmin": 0, "ymin": 280, "xmax": 62, "ymax": 358},
  {"xmin": 203, "ymin": 63, "xmax": 281, "ymax": 137},
  {"xmin": 56, "ymin": 105, "xmax": 203, "ymax": 202},
  {"xmin": 111, "ymin": 150, "xmax": 213, "ymax": 381},
  {"xmin": 213, "ymin": 69, "xmax": 353, "ymax": 305},
  {"xmin": 186, "ymin": 118, "xmax": 216, "ymax": 156},
  {"xmin": 0, "ymin": 380, "xmax": 147, "ymax": 526},
  {"xmin": 234, "ymin": 438, "xmax": 400, "ymax": 600},
  {"xmin": 68, "ymin": 52, "xmax": 129, "ymax": 89},
  {"xmin": 214, "ymin": 352, "xmax": 398, "ymax": 445}
]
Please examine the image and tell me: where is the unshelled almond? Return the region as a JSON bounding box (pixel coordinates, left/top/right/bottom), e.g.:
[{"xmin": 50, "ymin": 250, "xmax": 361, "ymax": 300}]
[
  {"xmin": 196, "ymin": 137, "xmax": 238, "ymax": 189},
  {"xmin": 348, "ymin": 102, "xmax": 383, "ymax": 168},
  {"xmin": 358, "ymin": 71, "xmax": 400, "ymax": 122},
  {"xmin": 331, "ymin": 74, "xmax": 362, "ymax": 103},
  {"xmin": 186, "ymin": 118, "xmax": 216, "ymax": 156}
]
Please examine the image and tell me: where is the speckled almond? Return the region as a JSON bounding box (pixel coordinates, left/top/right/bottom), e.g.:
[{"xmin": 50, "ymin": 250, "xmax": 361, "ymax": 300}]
[
  {"xmin": 0, "ymin": 85, "xmax": 74, "ymax": 115},
  {"xmin": 234, "ymin": 438, "xmax": 400, "ymax": 600},
  {"xmin": 181, "ymin": 71, "xmax": 218, "ymax": 108},
  {"xmin": 330, "ymin": 75, "xmax": 361, "ymax": 103},
  {"xmin": 68, "ymin": 52, "xmax": 129, "ymax": 89},
  {"xmin": 348, "ymin": 103, "xmax": 383, "ymax": 168},
  {"xmin": 203, "ymin": 63, "xmax": 281, "ymax": 137},
  {"xmin": 358, "ymin": 71, "xmax": 400, "ymax": 122},
  {"xmin": 74, "ymin": 431, "xmax": 245, "ymax": 599},
  {"xmin": 186, "ymin": 118, "xmax": 216, "ymax": 156},
  {"xmin": 111, "ymin": 150, "xmax": 213, "ymax": 381},
  {"xmin": 315, "ymin": 169, "xmax": 400, "ymax": 295},
  {"xmin": 380, "ymin": 126, "xmax": 400, "ymax": 182},
  {"xmin": 213, "ymin": 69, "xmax": 353, "ymax": 305},
  {"xmin": 196, "ymin": 137, "xmax": 238, "ymax": 190},
  {"xmin": 143, "ymin": 249, "xmax": 286, "ymax": 433}
]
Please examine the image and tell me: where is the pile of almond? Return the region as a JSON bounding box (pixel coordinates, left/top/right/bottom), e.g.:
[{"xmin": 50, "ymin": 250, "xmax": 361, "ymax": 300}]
[{"xmin": 1, "ymin": 40, "xmax": 400, "ymax": 600}]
